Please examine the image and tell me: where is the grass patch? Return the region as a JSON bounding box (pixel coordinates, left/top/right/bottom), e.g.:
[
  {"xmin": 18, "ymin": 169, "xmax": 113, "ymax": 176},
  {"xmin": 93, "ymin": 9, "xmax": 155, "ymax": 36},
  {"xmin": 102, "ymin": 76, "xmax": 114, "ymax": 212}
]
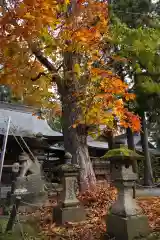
[{"xmin": 0, "ymin": 217, "xmax": 47, "ymax": 240}]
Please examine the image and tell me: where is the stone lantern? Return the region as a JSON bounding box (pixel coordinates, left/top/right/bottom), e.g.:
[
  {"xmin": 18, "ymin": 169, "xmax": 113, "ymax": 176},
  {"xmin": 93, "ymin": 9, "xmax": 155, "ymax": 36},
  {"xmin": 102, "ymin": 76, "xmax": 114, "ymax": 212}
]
[
  {"xmin": 106, "ymin": 155, "xmax": 149, "ymax": 240},
  {"xmin": 53, "ymin": 152, "xmax": 86, "ymax": 224}
]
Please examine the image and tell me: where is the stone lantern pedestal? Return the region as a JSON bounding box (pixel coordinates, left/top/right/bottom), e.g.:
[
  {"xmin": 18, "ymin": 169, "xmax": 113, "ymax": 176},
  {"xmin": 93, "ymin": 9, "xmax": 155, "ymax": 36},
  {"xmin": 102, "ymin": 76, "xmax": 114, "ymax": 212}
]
[
  {"xmin": 53, "ymin": 152, "xmax": 86, "ymax": 224},
  {"xmin": 106, "ymin": 156, "xmax": 149, "ymax": 240}
]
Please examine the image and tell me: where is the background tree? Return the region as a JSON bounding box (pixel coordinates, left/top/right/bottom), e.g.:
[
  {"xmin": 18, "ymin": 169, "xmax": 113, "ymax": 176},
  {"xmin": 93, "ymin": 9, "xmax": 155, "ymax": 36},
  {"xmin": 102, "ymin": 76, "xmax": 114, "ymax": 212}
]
[
  {"xmin": 108, "ymin": 0, "xmax": 160, "ymax": 185},
  {"xmin": 112, "ymin": 0, "xmax": 153, "ymax": 28}
]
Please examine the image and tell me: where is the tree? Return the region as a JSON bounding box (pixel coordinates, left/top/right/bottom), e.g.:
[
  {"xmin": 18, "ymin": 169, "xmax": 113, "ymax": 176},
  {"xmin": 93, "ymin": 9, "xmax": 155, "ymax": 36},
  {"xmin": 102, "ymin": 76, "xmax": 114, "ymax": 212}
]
[
  {"xmin": 109, "ymin": 1, "xmax": 160, "ymax": 185},
  {"xmin": 0, "ymin": 0, "xmax": 140, "ymax": 191},
  {"xmin": 111, "ymin": 0, "xmax": 153, "ymax": 28}
]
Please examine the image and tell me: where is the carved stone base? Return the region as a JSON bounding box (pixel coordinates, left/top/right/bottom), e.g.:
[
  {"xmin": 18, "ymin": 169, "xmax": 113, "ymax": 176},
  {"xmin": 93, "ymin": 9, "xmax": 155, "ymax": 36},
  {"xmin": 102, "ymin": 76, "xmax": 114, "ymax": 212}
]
[
  {"xmin": 106, "ymin": 214, "xmax": 149, "ymax": 240},
  {"xmin": 53, "ymin": 205, "xmax": 86, "ymax": 224}
]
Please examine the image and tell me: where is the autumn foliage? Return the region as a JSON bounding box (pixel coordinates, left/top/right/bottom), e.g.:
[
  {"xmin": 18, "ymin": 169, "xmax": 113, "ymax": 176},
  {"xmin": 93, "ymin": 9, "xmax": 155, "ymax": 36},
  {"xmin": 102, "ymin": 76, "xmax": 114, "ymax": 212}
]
[
  {"xmin": 79, "ymin": 67, "xmax": 141, "ymax": 131},
  {"xmin": 26, "ymin": 184, "xmax": 160, "ymax": 240},
  {"xmin": 0, "ymin": 0, "xmax": 141, "ymax": 132}
]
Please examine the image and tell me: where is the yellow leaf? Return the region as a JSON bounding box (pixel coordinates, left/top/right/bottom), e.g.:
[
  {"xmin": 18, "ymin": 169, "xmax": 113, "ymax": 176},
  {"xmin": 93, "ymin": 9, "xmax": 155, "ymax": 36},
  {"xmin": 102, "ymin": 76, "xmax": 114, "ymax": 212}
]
[
  {"xmin": 24, "ymin": 12, "xmax": 35, "ymax": 20},
  {"xmin": 73, "ymin": 63, "xmax": 81, "ymax": 78},
  {"xmin": 65, "ymin": 0, "xmax": 70, "ymax": 4}
]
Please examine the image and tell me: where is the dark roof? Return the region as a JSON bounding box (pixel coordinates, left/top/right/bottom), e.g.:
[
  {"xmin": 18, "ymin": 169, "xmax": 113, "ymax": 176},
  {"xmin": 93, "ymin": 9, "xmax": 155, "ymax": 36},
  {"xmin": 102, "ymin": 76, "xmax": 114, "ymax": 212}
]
[
  {"xmin": 114, "ymin": 133, "xmax": 156, "ymax": 149},
  {"xmin": 87, "ymin": 134, "xmax": 156, "ymax": 151},
  {"xmin": 0, "ymin": 102, "xmax": 63, "ymax": 138},
  {"xmin": 87, "ymin": 136, "xmax": 109, "ymax": 149},
  {"xmin": 114, "ymin": 133, "xmax": 141, "ymax": 146},
  {"xmin": 87, "ymin": 139, "xmax": 160, "ymax": 155}
]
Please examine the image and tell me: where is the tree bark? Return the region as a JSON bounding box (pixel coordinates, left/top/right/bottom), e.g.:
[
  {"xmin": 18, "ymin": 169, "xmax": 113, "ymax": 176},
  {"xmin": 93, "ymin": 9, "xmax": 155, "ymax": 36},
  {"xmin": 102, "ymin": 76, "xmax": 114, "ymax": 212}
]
[
  {"xmin": 61, "ymin": 92, "xmax": 96, "ymax": 192},
  {"xmin": 140, "ymin": 112, "xmax": 153, "ymax": 186}
]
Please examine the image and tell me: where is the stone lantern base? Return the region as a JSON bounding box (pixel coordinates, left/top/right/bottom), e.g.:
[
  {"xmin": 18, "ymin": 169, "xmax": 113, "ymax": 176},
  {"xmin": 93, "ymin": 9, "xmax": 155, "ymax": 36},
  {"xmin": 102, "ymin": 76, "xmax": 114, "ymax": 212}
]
[
  {"xmin": 53, "ymin": 153, "xmax": 86, "ymax": 225},
  {"xmin": 107, "ymin": 214, "xmax": 149, "ymax": 240},
  {"xmin": 53, "ymin": 205, "xmax": 86, "ymax": 225}
]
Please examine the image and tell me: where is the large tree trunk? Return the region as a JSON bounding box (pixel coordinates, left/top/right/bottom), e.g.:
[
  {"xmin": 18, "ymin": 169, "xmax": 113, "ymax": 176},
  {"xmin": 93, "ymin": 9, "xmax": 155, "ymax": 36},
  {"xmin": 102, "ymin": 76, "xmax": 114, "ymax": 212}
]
[
  {"xmin": 58, "ymin": 51, "xmax": 96, "ymax": 192},
  {"xmin": 140, "ymin": 112, "xmax": 153, "ymax": 186},
  {"xmin": 61, "ymin": 93, "xmax": 96, "ymax": 192}
]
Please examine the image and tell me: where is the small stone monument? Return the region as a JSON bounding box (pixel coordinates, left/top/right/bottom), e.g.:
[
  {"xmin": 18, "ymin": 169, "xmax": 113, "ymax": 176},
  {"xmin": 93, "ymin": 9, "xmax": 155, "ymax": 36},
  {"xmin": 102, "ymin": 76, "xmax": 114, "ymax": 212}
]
[
  {"xmin": 53, "ymin": 152, "xmax": 86, "ymax": 224},
  {"xmin": 19, "ymin": 151, "xmax": 41, "ymax": 177},
  {"xmin": 13, "ymin": 152, "xmax": 46, "ymax": 205},
  {"xmin": 105, "ymin": 153, "xmax": 149, "ymax": 240}
]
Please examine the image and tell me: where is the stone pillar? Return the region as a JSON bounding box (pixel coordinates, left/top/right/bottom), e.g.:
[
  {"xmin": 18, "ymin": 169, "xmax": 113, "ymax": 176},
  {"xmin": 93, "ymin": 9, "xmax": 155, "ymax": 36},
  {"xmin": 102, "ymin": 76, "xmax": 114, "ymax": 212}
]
[
  {"xmin": 53, "ymin": 152, "xmax": 86, "ymax": 224},
  {"xmin": 106, "ymin": 156, "xmax": 149, "ymax": 240}
]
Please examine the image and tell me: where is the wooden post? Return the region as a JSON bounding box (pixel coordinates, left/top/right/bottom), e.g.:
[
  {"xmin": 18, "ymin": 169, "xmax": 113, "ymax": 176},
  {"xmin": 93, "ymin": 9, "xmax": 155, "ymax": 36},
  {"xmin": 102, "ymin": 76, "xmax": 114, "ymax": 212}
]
[{"xmin": 5, "ymin": 196, "xmax": 21, "ymax": 232}]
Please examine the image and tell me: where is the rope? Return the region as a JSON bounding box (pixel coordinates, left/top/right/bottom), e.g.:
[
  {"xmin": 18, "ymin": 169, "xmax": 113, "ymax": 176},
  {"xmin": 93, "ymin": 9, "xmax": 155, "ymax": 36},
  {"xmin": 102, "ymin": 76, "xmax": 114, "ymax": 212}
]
[
  {"xmin": 3, "ymin": 116, "xmax": 36, "ymax": 161},
  {"xmin": 9, "ymin": 119, "xmax": 36, "ymax": 160},
  {"xmin": 3, "ymin": 118, "xmax": 25, "ymax": 153},
  {"xmin": 4, "ymin": 119, "xmax": 25, "ymax": 153},
  {"xmin": 20, "ymin": 136, "xmax": 36, "ymax": 162}
]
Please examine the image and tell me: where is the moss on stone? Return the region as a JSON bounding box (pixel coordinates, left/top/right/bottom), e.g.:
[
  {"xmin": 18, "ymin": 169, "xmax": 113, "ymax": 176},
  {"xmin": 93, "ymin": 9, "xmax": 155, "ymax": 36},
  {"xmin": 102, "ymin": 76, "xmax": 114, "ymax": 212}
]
[{"xmin": 102, "ymin": 146, "xmax": 143, "ymax": 160}]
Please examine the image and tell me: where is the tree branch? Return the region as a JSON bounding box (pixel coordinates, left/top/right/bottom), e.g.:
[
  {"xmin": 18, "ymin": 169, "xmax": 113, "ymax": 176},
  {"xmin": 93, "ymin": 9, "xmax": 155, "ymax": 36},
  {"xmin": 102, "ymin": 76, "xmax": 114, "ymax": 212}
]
[
  {"xmin": 56, "ymin": 63, "xmax": 63, "ymax": 71},
  {"xmin": 32, "ymin": 47, "xmax": 57, "ymax": 72},
  {"xmin": 31, "ymin": 45, "xmax": 63, "ymax": 90}
]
